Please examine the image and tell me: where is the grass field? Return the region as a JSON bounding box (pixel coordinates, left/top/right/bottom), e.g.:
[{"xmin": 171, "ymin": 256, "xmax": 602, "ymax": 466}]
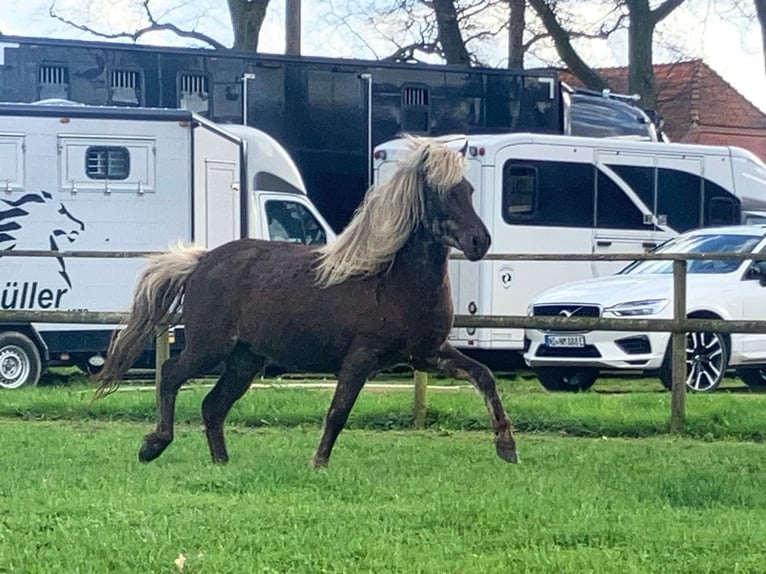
[{"xmin": 2, "ymin": 374, "xmax": 766, "ymax": 573}]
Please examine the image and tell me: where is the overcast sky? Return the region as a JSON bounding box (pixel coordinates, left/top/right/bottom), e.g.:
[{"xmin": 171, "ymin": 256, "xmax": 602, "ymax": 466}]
[{"xmin": 2, "ymin": 0, "xmax": 765, "ymax": 113}]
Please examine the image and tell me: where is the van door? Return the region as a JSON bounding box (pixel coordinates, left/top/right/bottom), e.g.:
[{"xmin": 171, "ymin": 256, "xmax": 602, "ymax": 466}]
[
  {"xmin": 593, "ymin": 152, "xmax": 660, "ymax": 276},
  {"xmin": 204, "ymin": 159, "xmax": 240, "ymax": 248}
]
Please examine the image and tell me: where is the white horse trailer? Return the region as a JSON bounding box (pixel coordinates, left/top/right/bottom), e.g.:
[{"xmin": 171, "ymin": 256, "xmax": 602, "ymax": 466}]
[
  {"xmin": 374, "ymin": 133, "xmax": 766, "ymax": 365},
  {"xmin": 0, "ymin": 101, "xmax": 334, "ymax": 388}
]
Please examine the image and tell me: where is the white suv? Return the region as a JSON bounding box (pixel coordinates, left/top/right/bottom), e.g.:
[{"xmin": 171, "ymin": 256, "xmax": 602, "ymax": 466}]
[{"xmin": 524, "ymin": 226, "xmax": 766, "ymax": 392}]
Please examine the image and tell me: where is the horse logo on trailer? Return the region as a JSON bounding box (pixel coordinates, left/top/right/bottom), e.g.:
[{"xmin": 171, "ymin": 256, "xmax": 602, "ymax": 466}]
[{"xmin": 0, "ymin": 191, "xmax": 86, "ymax": 309}]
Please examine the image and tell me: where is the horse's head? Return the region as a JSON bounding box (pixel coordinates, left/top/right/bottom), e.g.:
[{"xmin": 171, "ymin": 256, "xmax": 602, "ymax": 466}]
[{"xmin": 416, "ymin": 139, "xmax": 490, "ymax": 261}]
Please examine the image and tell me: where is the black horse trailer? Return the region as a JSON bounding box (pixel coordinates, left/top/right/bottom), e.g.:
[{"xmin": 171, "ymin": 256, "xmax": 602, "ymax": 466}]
[{"xmin": 0, "ymin": 35, "xmax": 658, "ymax": 230}]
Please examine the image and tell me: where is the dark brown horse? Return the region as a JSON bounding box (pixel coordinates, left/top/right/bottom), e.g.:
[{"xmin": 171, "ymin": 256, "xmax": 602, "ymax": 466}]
[{"xmin": 95, "ymin": 135, "xmax": 518, "ymax": 468}]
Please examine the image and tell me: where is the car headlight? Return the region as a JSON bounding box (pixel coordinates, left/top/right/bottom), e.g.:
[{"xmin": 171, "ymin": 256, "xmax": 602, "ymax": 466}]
[{"xmin": 605, "ymin": 299, "xmax": 669, "ymax": 317}]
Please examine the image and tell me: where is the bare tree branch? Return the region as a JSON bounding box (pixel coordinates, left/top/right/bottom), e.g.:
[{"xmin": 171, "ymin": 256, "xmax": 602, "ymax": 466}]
[{"xmin": 48, "ymin": 0, "xmax": 228, "ymax": 49}]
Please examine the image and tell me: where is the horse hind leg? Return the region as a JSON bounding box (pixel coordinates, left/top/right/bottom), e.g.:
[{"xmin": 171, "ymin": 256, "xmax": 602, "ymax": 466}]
[
  {"xmin": 202, "ymin": 344, "xmax": 264, "ymax": 464},
  {"xmin": 139, "ymin": 350, "xmax": 221, "ymax": 463}
]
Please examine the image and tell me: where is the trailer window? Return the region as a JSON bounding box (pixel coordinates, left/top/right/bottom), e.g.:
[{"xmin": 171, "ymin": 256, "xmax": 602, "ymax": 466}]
[
  {"xmin": 707, "ymin": 195, "xmax": 739, "ymax": 226},
  {"xmin": 503, "ymin": 166, "xmax": 536, "ymax": 216},
  {"xmin": 179, "ymin": 73, "xmax": 210, "ymax": 115},
  {"xmin": 85, "ymin": 146, "xmax": 130, "ymax": 180},
  {"xmin": 657, "ymin": 167, "xmax": 702, "ymax": 231},
  {"xmin": 595, "ymin": 170, "xmax": 647, "ymax": 230},
  {"xmin": 502, "ymin": 160, "xmax": 594, "ymax": 227},
  {"xmin": 111, "ymin": 70, "xmax": 142, "ymax": 106},
  {"xmin": 401, "ymin": 86, "xmax": 430, "ymax": 133},
  {"xmin": 38, "ymin": 64, "xmax": 70, "ymax": 100}
]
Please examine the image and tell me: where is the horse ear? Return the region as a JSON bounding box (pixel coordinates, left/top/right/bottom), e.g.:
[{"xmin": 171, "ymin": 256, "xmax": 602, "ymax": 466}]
[{"xmin": 458, "ymin": 140, "xmax": 468, "ymax": 157}]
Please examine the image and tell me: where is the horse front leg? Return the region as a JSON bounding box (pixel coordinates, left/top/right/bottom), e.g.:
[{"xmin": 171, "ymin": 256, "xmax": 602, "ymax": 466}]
[
  {"xmin": 311, "ymin": 343, "xmax": 379, "ymax": 469},
  {"xmin": 430, "ymin": 343, "xmax": 518, "ymax": 463}
]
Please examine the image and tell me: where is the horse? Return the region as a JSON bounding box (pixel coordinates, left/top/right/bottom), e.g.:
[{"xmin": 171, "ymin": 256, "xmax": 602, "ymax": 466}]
[
  {"xmin": 0, "ymin": 190, "xmax": 86, "ymax": 288},
  {"xmin": 94, "ymin": 135, "xmax": 518, "ymax": 468}
]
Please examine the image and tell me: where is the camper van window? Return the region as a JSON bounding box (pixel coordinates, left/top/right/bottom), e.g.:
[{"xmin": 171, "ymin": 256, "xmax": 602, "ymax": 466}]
[
  {"xmin": 657, "ymin": 168, "xmax": 702, "ymax": 231},
  {"xmin": 707, "ymin": 195, "xmax": 739, "ymax": 226},
  {"xmin": 607, "ymin": 164, "xmax": 655, "ymax": 216},
  {"xmin": 85, "ymin": 146, "xmax": 130, "ymax": 180},
  {"xmin": 503, "ymin": 160, "xmax": 594, "ymax": 227},
  {"xmin": 265, "ymin": 200, "xmax": 327, "ymax": 245},
  {"xmin": 503, "ymin": 165, "xmax": 536, "ymax": 217},
  {"xmin": 595, "ymin": 171, "xmax": 647, "ymax": 230}
]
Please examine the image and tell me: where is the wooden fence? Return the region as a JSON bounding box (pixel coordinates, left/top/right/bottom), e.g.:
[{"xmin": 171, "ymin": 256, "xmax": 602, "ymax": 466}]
[{"xmin": 2, "ymin": 248, "xmax": 765, "ymax": 433}]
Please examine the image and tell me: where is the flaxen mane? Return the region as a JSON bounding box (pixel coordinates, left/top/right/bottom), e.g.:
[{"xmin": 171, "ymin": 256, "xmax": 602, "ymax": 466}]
[{"xmin": 313, "ymin": 135, "xmax": 467, "ymax": 287}]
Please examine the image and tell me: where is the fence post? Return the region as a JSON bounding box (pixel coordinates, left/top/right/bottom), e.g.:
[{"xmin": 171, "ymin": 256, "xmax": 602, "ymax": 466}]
[
  {"xmin": 670, "ymin": 259, "xmax": 687, "ymax": 433},
  {"xmin": 154, "ymin": 327, "xmax": 170, "ymax": 401},
  {"xmin": 413, "ymin": 370, "xmax": 428, "ymax": 429}
]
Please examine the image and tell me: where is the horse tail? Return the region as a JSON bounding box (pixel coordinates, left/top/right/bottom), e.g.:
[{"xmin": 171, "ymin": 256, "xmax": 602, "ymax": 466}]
[{"xmin": 93, "ymin": 243, "xmax": 207, "ymax": 399}]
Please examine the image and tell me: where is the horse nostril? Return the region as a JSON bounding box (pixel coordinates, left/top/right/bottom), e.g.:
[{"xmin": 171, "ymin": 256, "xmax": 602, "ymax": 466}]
[{"xmin": 474, "ymin": 234, "xmax": 488, "ymax": 249}]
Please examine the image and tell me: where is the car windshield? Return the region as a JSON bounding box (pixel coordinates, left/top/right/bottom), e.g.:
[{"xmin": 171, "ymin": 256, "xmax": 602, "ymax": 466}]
[{"xmin": 620, "ymin": 233, "xmax": 763, "ymax": 275}]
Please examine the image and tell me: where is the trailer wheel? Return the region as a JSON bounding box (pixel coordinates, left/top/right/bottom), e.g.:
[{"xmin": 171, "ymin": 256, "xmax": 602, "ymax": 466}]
[{"xmin": 0, "ymin": 332, "xmax": 43, "ymax": 389}]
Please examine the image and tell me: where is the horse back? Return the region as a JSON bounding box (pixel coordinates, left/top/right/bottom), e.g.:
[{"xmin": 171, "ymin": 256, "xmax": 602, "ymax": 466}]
[{"xmin": 180, "ymin": 239, "xmax": 453, "ymax": 372}]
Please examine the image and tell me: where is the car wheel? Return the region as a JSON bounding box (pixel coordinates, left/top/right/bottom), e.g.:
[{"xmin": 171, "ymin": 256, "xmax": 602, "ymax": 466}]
[
  {"xmin": 659, "ymin": 332, "xmax": 728, "ymax": 392},
  {"xmin": 0, "ymin": 332, "xmax": 43, "ymax": 389},
  {"xmin": 534, "ymin": 367, "xmax": 599, "ymax": 392},
  {"xmin": 738, "ymin": 367, "xmax": 766, "ymax": 388}
]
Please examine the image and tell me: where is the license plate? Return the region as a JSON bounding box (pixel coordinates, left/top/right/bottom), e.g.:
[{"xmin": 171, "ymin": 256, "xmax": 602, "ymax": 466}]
[{"xmin": 544, "ymin": 334, "xmax": 585, "ymax": 348}]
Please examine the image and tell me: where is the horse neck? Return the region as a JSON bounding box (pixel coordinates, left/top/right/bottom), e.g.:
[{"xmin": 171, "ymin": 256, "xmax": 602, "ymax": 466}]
[{"xmin": 392, "ymin": 226, "xmax": 450, "ymax": 285}]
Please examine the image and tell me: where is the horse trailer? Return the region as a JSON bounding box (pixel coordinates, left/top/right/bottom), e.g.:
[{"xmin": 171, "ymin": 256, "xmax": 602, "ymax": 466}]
[
  {"xmin": 0, "ymin": 35, "xmax": 661, "ymax": 232},
  {"xmin": 0, "ymin": 100, "xmax": 334, "ymax": 388},
  {"xmin": 374, "ymin": 132, "xmax": 766, "ymax": 364}
]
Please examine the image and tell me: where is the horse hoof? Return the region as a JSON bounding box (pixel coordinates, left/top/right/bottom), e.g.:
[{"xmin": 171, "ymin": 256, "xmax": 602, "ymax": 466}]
[
  {"xmin": 310, "ymin": 455, "xmax": 329, "ymax": 470},
  {"xmin": 496, "ymin": 439, "xmax": 519, "ymax": 464},
  {"xmin": 138, "ymin": 435, "xmax": 170, "ymax": 463}
]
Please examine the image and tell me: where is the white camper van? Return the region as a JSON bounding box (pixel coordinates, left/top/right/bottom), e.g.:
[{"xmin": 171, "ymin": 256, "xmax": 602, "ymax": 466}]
[
  {"xmin": 374, "ymin": 132, "xmax": 766, "ymax": 363},
  {"xmin": 0, "ymin": 101, "xmax": 334, "ymax": 388}
]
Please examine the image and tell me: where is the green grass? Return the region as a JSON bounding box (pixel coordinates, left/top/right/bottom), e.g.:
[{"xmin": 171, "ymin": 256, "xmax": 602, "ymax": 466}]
[
  {"xmin": 3, "ymin": 376, "xmax": 766, "ymax": 572},
  {"xmin": 4, "ymin": 372, "xmax": 766, "ymax": 441},
  {"xmin": 2, "ymin": 421, "xmax": 766, "ymax": 573}
]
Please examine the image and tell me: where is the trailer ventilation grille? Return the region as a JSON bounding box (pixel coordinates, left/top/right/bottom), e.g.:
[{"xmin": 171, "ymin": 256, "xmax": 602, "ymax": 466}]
[
  {"xmin": 401, "ymin": 86, "xmax": 429, "ymax": 133},
  {"xmin": 39, "ymin": 64, "xmax": 69, "ymax": 85},
  {"xmin": 86, "ymin": 146, "xmax": 130, "ymax": 180},
  {"xmin": 38, "ymin": 64, "xmax": 70, "ymax": 100},
  {"xmin": 110, "ymin": 70, "xmax": 141, "ymax": 106},
  {"xmin": 179, "ymin": 73, "xmax": 210, "ymax": 115}
]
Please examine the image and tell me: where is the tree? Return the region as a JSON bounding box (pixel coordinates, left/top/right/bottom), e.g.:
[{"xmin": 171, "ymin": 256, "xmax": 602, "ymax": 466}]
[
  {"xmin": 524, "ymin": 0, "xmax": 686, "ymax": 108},
  {"xmin": 507, "ymin": 0, "xmax": 526, "ymax": 68},
  {"xmin": 754, "ymin": 0, "xmax": 766, "ymax": 74},
  {"xmin": 49, "ymin": 0, "xmax": 271, "ymax": 51}
]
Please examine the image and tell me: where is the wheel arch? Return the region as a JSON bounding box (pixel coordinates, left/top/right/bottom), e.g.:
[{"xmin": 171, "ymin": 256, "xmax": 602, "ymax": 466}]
[{"xmin": 0, "ymin": 324, "xmax": 50, "ymax": 365}]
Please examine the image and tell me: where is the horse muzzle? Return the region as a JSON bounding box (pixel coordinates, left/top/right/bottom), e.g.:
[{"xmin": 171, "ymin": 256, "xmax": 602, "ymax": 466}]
[{"xmin": 459, "ymin": 228, "xmax": 491, "ymax": 261}]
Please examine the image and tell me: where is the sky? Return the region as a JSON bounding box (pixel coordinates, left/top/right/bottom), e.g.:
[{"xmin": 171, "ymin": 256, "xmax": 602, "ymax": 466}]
[{"xmin": 2, "ymin": 0, "xmax": 765, "ymax": 113}]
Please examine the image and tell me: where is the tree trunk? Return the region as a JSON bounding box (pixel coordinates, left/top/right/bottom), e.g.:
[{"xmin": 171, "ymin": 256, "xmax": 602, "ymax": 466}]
[
  {"xmin": 508, "ymin": 0, "xmax": 526, "ymax": 69},
  {"xmin": 626, "ymin": 0, "xmax": 657, "ymax": 109},
  {"xmin": 529, "ymin": 0, "xmax": 608, "ymax": 90},
  {"xmin": 626, "ymin": 0, "xmax": 686, "ymax": 110},
  {"xmin": 755, "ymin": 0, "xmax": 766, "ymax": 75},
  {"xmin": 432, "ymin": 0, "xmax": 471, "ymax": 65},
  {"xmin": 227, "ymin": 0, "xmax": 271, "ymax": 51}
]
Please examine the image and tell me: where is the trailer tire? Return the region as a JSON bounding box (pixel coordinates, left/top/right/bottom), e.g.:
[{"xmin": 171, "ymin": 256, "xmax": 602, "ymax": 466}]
[{"xmin": 0, "ymin": 332, "xmax": 43, "ymax": 389}]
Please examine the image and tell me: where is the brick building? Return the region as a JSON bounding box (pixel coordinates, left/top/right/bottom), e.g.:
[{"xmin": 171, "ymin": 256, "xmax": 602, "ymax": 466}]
[{"xmin": 565, "ymin": 60, "xmax": 766, "ymax": 160}]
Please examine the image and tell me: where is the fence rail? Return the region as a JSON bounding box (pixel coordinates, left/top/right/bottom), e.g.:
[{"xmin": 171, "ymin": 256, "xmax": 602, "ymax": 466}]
[{"xmin": 3, "ymin": 248, "xmax": 766, "ymax": 433}]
